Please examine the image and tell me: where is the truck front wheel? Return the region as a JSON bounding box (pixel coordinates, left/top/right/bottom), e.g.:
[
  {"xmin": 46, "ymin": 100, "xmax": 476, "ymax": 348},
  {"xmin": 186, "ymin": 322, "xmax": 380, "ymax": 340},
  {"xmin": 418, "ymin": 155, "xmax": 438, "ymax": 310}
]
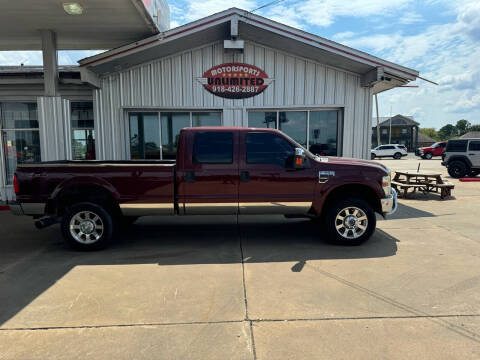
[
  {"xmin": 61, "ymin": 202, "xmax": 115, "ymax": 251},
  {"xmin": 324, "ymin": 198, "xmax": 376, "ymax": 246}
]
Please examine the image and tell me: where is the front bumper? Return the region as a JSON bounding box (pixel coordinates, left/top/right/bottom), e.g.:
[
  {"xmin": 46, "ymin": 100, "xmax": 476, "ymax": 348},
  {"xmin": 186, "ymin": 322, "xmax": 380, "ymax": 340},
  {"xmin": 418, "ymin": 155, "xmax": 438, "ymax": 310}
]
[{"xmin": 381, "ymin": 188, "xmax": 398, "ymax": 216}]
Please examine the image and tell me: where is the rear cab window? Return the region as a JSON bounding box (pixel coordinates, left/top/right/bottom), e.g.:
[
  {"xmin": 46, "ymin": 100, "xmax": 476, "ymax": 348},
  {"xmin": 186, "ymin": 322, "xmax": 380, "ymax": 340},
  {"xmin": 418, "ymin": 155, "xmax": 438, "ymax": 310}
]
[
  {"xmin": 446, "ymin": 140, "xmax": 467, "ymax": 152},
  {"xmin": 193, "ymin": 131, "xmax": 233, "ymax": 164}
]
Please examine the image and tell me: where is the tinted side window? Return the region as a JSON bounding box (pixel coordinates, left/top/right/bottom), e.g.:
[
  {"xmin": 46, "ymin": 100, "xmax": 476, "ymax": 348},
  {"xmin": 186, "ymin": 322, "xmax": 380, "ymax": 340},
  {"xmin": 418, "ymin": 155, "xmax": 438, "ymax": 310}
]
[
  {"xmin": 193, "ymin": 132, "xmax": 233, "ymax": 164},
  {"xmin": 469, "ymin": 141, "xmax": 480, "ymax": 151},
  {"xmin": 446, "ymin": 140, "xmax": 467, "ymax": 152},
  {"xmin": 439, "ymin": 143, "xmax": 446, "ymax": 148},
  {"xmin": 381, "ymin": 146, "xmax": 395, "ymax": 150},
  {"xmin": 246, "ymin": 132, "xmax": 294, "ymax": 166}
]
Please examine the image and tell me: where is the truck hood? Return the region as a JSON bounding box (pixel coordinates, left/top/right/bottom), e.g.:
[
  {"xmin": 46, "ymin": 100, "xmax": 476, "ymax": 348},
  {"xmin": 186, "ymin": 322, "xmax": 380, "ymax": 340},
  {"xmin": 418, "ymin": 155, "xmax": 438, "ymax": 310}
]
[{"xmin": 313, "ymin": 156, "xmax": 389, "ymax": 174}]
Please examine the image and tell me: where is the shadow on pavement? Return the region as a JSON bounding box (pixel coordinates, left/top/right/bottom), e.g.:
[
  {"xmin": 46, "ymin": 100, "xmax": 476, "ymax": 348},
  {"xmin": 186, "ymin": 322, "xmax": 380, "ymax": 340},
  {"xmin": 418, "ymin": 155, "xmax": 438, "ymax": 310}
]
[{"xmin": 0, "ymin": 214, "xmax": 399, "ymax": 327}]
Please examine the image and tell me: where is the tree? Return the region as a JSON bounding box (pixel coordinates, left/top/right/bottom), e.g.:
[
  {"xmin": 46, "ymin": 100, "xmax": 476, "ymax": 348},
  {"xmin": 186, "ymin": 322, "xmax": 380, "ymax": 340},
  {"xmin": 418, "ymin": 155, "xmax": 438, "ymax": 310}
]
[
  {"xmin": 438, "ymin": 124, "xmax": 458, "ymax": 140},
  {"xmin": 419, "ymin": 128, "xmax": 439, "ymax": 140},
  {"xmin": 469, "ymin": 124, "xmax": 480, "ymax": 132},
  {"xmin": 455, "ymin": 119, "xmax": 471, "ymax": 135}
]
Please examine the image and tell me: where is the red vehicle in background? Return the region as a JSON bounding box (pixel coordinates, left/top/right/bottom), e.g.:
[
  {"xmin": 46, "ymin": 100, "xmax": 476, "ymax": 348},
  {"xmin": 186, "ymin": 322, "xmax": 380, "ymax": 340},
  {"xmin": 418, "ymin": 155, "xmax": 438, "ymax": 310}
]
[{"xmin": 416, "ymin": 142, "xmax": 447, "ymax": 159}]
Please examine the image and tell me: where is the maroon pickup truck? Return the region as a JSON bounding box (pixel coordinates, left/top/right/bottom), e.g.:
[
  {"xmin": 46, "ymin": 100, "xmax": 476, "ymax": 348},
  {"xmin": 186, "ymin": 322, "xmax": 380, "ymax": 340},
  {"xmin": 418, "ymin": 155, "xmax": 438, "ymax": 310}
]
[{"xmin": 10, "ymin": 127, "xmax": 397, "ymax": 250}]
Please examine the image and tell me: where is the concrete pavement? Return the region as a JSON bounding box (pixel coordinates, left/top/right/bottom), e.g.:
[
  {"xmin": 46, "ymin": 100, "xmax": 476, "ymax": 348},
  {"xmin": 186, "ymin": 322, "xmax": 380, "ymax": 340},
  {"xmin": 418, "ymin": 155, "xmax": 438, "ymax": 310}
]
[{"xmin": 0, "ymin": 156, "xmax": 479, "ymax": 359}]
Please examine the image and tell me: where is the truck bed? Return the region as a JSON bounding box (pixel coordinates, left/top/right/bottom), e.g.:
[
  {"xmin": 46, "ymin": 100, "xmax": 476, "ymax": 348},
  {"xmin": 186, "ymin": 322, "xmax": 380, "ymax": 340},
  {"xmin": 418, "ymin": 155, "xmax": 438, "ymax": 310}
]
[{"xmin": 15, "ymin": 160, "xmax": 176, "ymax": 213}]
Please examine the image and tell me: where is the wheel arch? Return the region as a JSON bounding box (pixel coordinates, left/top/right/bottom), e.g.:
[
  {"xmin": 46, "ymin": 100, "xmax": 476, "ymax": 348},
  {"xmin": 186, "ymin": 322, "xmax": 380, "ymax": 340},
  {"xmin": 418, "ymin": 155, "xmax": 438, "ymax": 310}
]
[
  {"xmin": 448, "ymin": 155, "xmax": 472, "ymax": 168},
  {"xmin": 47, "ymin": 178, "xmax": 120, "ymax": 217},
  {"xmin": 316, "ymin": 183, "xmax": 383, "ymax": 218}
]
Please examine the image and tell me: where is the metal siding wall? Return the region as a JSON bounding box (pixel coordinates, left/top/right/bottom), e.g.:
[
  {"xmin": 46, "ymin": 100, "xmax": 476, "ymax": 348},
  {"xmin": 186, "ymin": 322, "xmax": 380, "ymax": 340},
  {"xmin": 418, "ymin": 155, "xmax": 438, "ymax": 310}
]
[
  {"xmin": 38, "ymin": 96, "xmax": 67, "ymax": 161},
  {"xmin": 305, "ymin": 62, "xmax": 315, "ymax": 105},
  {"xmin": 343, "ymin": 74, "xmax": 357, "ymax": 158},
  {"xmin": 62, "ymin": 99, "xmax": 72, "ymax": 160},
  {"xmin": 97, "ymin": 40, "xmax": 371, "ymax": 159}
]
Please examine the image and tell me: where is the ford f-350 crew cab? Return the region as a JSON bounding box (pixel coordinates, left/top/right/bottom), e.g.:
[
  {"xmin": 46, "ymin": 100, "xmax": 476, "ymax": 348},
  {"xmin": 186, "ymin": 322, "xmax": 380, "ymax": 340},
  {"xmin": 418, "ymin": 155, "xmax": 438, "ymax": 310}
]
[{"xmin": 10, "ymin": 127, "xmax": 397, "ymax": 250}]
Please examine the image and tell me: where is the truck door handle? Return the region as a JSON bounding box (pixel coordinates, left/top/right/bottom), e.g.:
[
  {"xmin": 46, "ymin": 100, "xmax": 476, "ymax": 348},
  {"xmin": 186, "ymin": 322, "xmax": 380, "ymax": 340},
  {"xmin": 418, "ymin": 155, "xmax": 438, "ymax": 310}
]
[
  {"xmin": 186, "ymin": 171, "xmax": 195, "ymax": 183},
  {"xmin": 240, "ymin": 171, "xmax": 250, "ymax": 182}
]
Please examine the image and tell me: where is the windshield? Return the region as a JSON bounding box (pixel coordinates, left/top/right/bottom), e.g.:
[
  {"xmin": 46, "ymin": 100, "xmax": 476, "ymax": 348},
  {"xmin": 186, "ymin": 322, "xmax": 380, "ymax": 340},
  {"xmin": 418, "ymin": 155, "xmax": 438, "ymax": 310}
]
[{"xmin": 431, "ymin": 142, "xmax": 439, "ymax": 148}]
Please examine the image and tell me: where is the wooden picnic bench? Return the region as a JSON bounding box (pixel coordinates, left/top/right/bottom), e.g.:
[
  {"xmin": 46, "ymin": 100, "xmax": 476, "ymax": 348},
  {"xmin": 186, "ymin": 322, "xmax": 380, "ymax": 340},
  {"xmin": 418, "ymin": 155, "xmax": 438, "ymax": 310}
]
[{"xmin": 392, "ymin": 171, "xmax": 454, "ymax": 199}]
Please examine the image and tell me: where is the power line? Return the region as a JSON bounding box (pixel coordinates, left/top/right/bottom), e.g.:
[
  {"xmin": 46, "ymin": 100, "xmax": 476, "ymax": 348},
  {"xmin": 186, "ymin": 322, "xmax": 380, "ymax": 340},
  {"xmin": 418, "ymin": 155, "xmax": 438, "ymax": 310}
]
[{"xmin": 251, "ymin": 0, "xmax": 288, "ymax": 13}]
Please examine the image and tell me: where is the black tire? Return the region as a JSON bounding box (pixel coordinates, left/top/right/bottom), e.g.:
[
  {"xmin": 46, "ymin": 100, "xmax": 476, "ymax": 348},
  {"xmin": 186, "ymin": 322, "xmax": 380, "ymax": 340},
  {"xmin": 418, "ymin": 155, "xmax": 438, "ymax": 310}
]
[
  {"xmin": 371, "ymin": 153, "xmax": 376, "ymax": 160},
  {"xmin": 393, "ymin": 152, "xmax": 402, "ymax": 159},
  {"xmin": 61, "ymin": 202, "xmax": 115, "ymax": 251},
  {"xmin": 447, "ymin": 161, "xmax": 468, "ymax": 178},
  {"xmin": 324, "ymin": 198, "xmax": 376, "ymax": 246},
  {"xmin": 424, "ymin": 152, "xmax": 433, "ymax": 160}
]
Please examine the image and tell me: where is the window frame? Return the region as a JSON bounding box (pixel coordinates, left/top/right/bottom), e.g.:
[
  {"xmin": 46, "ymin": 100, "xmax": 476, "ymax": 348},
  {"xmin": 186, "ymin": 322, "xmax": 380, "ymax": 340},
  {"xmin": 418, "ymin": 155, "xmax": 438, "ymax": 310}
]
[
  {"xmin": 246, "ymin": 108, "xmax": 343, "ymax": 156},
  {"xmin": 192, "ymin": 131, "xmax": 234, "ymax": 165},
  {"xmin": 468, "ymin": 140, "xmax": 480, "ymax": 151},
  {"xmin": 126, "ymin": 110, "xmax": 223, "ymax": 160},
  {"xmin": 245, "ymin": 131, "xmax": 295, "ymax": 167},
  {"xmin": 70, "ymin": 101, "xmax": 96, "ymax": 160},
  {"xmin": 0, "ymin": 101, "xmax": 40, "ymax": 186}
]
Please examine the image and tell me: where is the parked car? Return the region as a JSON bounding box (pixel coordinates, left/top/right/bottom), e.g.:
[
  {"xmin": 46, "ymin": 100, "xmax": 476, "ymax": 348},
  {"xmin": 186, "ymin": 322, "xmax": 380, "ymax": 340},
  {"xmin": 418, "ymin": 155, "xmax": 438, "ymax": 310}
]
[
  {"xmin": 10, "ymin": 127, "xmax": 397, "ymax": 250},
  {"xmin": 441, "ymin": 138, "xmax": 480, "ymax": 178},
  {"xmin": 415, "ymin": 141, "xmax": 446, "ymax": 159},
  {"xmin": 371, "ymin": 144, "xmax": 408, "ymax": 160}
]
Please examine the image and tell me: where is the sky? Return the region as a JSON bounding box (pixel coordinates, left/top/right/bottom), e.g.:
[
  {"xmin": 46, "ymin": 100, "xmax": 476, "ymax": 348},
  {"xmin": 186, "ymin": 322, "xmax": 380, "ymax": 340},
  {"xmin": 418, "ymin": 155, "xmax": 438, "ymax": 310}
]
[{"xmin": 1, "ymin": 0, "xmax": 479, "ymax": 129}]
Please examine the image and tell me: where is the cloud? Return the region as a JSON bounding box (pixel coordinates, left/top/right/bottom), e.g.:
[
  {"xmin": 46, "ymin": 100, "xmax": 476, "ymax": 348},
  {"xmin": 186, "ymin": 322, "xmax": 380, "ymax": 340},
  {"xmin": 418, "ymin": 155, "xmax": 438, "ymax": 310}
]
[
  {"xmin": 175, "ymin": 0, "xmax": 257, "ymax": 23},
  {"xmin": 265, "ymin": 0, "xmax": 413, "ymax": 28},
  {"xmin": 0, "ymin": 51, "xmax": 43, "ymax": 66},
  {"xmin": 399, "ymin": 11, "xmax": 423, "ymax": 24}
]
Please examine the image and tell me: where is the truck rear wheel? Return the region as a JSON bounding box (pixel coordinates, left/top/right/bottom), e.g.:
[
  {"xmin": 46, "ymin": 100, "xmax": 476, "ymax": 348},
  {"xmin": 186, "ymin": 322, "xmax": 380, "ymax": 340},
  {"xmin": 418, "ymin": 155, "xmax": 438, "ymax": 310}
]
[
  {"xmin": 324, "ymin": 198, "xmax": 376, "ymax": 246},
  {"xmin": 61, "ymin": 202, "xmax": 115, "ymax": 251}
]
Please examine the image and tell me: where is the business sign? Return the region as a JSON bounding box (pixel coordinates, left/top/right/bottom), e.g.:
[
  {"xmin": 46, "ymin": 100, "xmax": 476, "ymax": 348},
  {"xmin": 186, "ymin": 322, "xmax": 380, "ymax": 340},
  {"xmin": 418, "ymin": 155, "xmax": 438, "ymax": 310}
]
[{"xmin": 197, "ymin": 63, "xmax": 273, "ymax": 99}]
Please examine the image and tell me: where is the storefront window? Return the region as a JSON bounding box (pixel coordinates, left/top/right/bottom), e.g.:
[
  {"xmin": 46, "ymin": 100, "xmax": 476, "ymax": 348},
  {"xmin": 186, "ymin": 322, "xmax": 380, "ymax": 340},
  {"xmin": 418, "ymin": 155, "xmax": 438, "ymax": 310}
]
[
  {"xmin": 1, "ymin": 102, "xmax": 40, "ymax": 184},
  {"xmin": 71, "ymin": 102, "xmax": 95, "ymax": 160},
  {"xmin": 247, "ymin": 112, "xmax": 276, "ymax": 128},
  {"xmin": 309, "ymin": 111, "xmax": 338, "ymax": 156},
  {"xmin": 129, "ymin": 111, "xmax": 222, "ymax": 160},
  {"xmin": 129, "ymin": 113, "xmax": 161, "ymax": 159},
  {"xmin": 248, "ymin": 109, "xmax": 340, "ymax": 156},
  {"xmin": 161, "ymin": 113, "xmax": 190, "ymax": 160},
  {"xmin": 279, "ymin": 111, "xmax": 307, "ymax": 146},
  {"xmin": 192, "ymin": 112, "xmax": 222, "ymax": 127}
]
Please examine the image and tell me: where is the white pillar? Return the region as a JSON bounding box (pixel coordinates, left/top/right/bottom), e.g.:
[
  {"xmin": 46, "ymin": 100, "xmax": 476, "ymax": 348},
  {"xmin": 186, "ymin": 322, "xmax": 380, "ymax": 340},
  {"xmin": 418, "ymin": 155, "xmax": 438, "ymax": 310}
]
[{"xmin": 40, "ymin": 29, "xmax": 58, "ymax": 96}]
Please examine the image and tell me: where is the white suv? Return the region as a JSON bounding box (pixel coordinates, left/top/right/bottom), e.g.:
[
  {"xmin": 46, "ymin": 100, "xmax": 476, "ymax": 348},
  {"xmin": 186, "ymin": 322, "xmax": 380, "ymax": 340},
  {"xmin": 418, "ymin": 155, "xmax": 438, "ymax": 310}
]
[{"xmin": 371, "ymin": 144, "xmax": 408, "ymax": 160}]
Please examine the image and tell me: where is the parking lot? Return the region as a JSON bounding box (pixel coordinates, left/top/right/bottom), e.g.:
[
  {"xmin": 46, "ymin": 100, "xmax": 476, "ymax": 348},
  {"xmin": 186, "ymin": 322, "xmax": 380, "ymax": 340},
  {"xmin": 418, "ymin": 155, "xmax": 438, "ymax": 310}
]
[{"xmin": 0, "ymin": 156, "xmax": 479, "ymax": 359}]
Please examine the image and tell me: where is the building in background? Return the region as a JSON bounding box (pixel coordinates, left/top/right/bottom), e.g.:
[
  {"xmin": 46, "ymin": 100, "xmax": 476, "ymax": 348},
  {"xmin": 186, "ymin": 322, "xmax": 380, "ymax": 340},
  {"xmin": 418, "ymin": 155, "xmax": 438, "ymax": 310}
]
[
  {"xmin": 0, "ymin": 5, "xmax": 420, "ymax": 201},
  {"xmin": 460, "ymin": 131, "xmax": 480, "ymax": 139},
  {"xmin": 417, "ymin": 132, "xmax": 438, "ymax": 148},
  {"xmin": 372, "ymin": 115, "xmax": 419, "ymax": 151}
]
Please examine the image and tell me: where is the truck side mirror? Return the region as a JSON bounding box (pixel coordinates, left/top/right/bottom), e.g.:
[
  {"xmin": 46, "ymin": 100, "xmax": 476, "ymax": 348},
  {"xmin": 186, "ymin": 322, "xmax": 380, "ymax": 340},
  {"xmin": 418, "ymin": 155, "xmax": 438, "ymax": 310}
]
[{"xmin": 294, "ymin": 147, "xmax": 306, "ymax": 169}]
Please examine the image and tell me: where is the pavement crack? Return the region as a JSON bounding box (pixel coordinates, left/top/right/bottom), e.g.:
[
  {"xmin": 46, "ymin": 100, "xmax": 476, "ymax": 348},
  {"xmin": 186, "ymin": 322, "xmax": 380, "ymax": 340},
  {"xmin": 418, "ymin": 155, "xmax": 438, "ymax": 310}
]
[
  {"xmin": 305, "ymin": 263, "xmax": 480, "ymax": 343},
  {"xmin": 237, "ymin": 215, "xmax": 257, "ymax": 360}
]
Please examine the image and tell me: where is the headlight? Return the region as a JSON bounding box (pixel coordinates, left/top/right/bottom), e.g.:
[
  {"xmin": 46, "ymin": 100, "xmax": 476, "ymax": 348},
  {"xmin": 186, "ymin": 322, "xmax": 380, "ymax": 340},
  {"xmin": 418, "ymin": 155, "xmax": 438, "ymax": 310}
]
[{"xmin": 382, "ymin": 175, "xmax": 391, "ymax": 196}]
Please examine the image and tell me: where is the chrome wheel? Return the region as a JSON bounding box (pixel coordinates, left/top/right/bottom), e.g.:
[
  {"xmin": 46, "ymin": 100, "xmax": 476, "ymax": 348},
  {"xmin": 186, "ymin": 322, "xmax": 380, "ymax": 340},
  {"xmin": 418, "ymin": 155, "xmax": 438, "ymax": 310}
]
[
  {"xmin": 335, "ymin": 207, "xmax": 368, "ymax": 239},
  {"xmin": 69, "ymin": 211, "xmax": 104, "ymax": 244}
]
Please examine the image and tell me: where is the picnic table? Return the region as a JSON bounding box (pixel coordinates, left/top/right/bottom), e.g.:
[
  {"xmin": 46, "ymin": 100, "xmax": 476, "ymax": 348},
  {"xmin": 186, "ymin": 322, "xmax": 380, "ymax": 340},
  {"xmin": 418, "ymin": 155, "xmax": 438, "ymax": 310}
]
[{"xmin": 392, "ymin": 170, "xmax": 454, "ymax": 199}]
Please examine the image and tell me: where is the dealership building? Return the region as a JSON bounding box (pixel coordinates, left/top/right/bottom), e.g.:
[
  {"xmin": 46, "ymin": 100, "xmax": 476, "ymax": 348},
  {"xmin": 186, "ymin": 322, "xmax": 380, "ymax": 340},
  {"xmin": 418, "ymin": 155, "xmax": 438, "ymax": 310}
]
[{"xmin": 0, "ymin": 3, "xmax": 419, "ymax": 201}]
